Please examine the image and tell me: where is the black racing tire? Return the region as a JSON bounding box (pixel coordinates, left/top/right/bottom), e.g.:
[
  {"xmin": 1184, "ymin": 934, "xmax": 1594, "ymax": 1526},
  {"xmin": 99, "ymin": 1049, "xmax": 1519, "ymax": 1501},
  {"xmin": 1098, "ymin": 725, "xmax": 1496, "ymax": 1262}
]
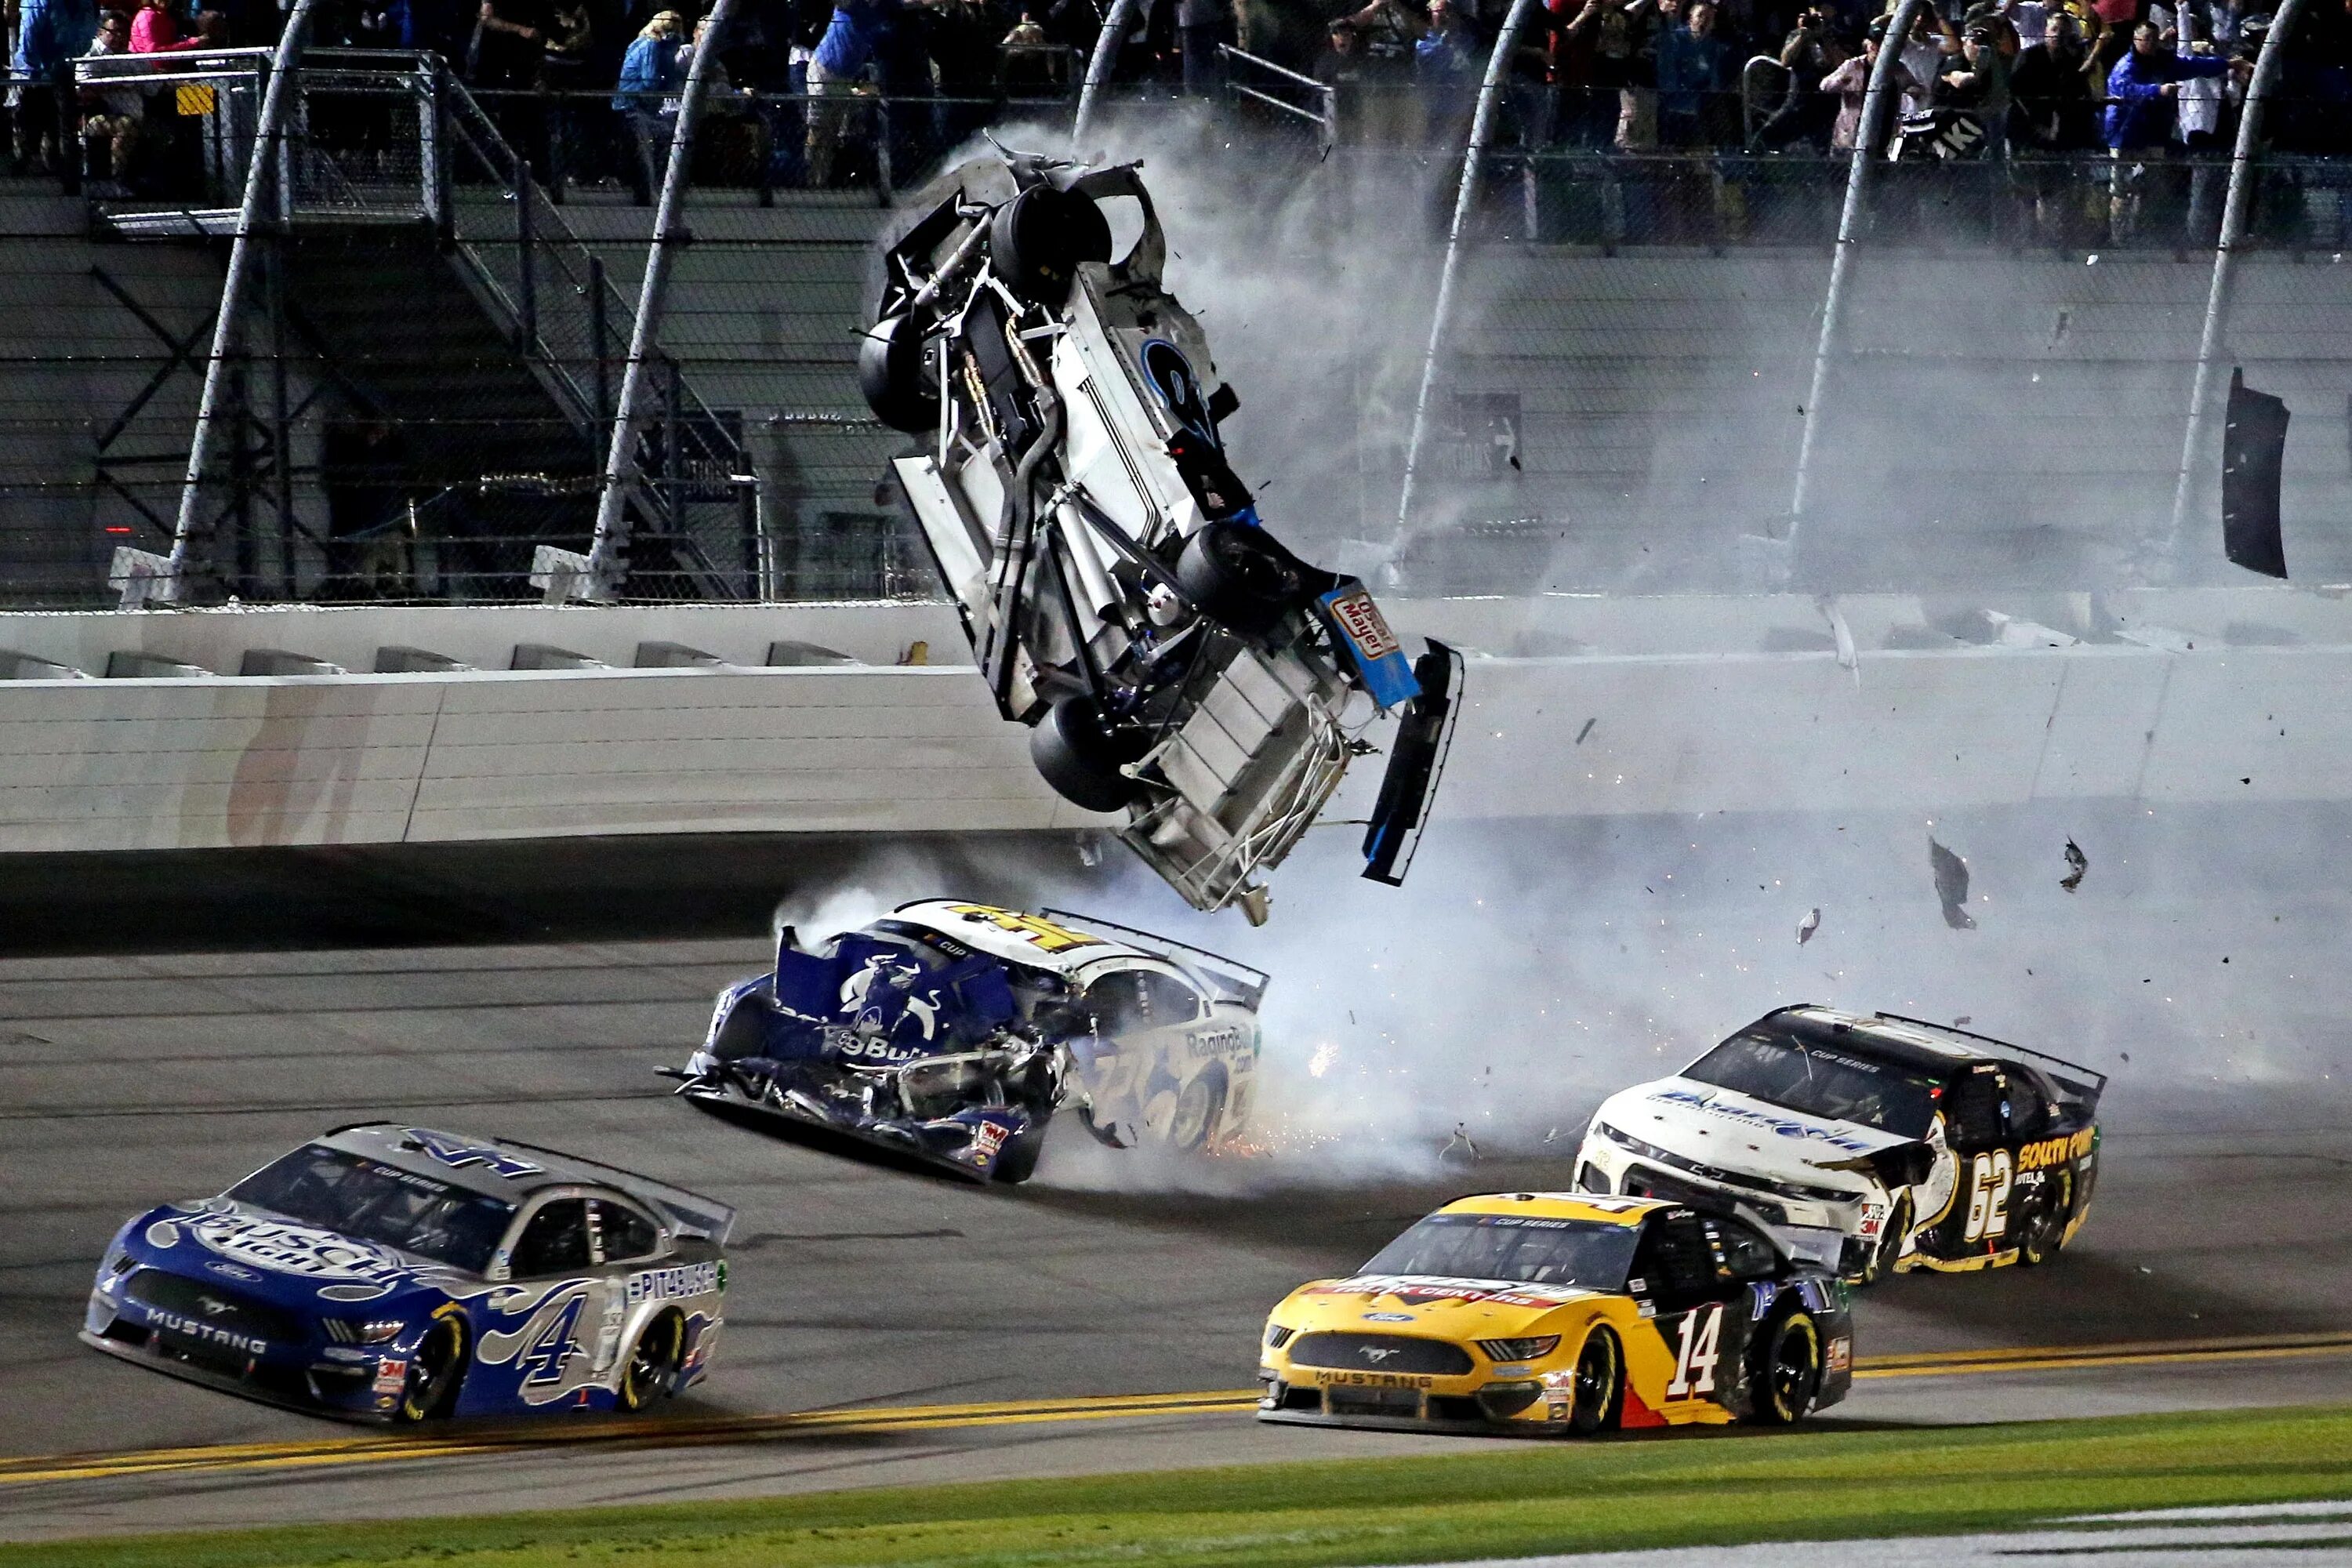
[
  {"xmin": 1175, "ymin": 519, "xmax": 1305, "ymax": 637},
  {"xmin": 618, "ymin": 1308, "xmax": 684, "ymax": 1413},
  {"xmin": 2016, "ymin": 1169, "xmax": 2072, "ymax": 1267},
  {"xmin": 1857, "ymin": 1195, "xmax": 1911, "ymax": 1287},
  {"xmin": 1165, "ymin": 1066, "xmax": 1226, "ymax": 1153},
  {"xmin": 857, "ymin": 312, "xmax": 939, "ymax": 434},
  {"xmin": 396, "ymin": 1315, "xmax": 468, "ymax": 1423},
  {"xmin": 1566, "ymin": 1326, "xmax": 1621, "ymax": 1436},
  {"xmin": 1744, "ymin": 1309, "xmax": 1824, "ymax": 1427},
  {"xmin": 989, "ymin": 184, "xmax": 1112, "ymax": 306},
  {"xmin": 991, "ymin": 1123, "xmax": 1048, "ymax": 1185},
  {"xmin": 1029, "ymin": 695, "xmax": 1146, "ymax": 813}
]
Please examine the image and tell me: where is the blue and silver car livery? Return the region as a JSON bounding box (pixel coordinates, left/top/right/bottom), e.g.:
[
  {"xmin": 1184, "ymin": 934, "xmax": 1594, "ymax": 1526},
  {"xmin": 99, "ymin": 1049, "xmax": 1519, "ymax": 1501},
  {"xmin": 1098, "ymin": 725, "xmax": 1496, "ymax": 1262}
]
[{"xmin": 82, "ymin": 1123, "xmax": 734, "ymax": 1423}]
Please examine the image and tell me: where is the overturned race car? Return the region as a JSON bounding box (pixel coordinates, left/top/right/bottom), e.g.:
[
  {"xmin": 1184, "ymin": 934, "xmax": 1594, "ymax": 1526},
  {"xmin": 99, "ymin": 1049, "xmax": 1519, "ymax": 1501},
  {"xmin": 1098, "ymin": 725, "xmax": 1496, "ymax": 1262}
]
[
  {"xmin": 662, "ymin": 901, "xmax": 1265, "ymax": 1183},
  {"xmin": 861, "ymin": 151, "xmax": 1461, "ymax": 922},
  {"xmin": 83, "ymin": 1123, "xmax": 734, "ymax": 1422}
]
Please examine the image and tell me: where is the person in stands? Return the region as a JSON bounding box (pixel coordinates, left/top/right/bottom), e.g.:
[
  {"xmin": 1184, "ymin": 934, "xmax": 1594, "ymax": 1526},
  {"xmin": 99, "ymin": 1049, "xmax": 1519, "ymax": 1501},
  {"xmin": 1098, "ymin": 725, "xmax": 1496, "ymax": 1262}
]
[{"xmin": 611, "ymin": 7, "xmax": 681, "ymax": 201}]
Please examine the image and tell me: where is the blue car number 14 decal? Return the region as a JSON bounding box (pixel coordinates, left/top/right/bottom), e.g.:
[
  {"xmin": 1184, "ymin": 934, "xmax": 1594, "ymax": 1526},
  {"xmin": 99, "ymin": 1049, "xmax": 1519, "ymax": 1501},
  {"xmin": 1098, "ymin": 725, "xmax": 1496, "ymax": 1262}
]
[{"xmin": 518, "ymin": 1290, "xmax": 586, "ymax": 1384}]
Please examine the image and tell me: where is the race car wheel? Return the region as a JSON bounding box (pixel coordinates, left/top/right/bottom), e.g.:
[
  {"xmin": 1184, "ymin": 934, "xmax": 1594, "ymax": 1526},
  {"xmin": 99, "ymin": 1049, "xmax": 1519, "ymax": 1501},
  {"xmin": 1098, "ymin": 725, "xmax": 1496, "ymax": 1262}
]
[
  {"xmin": 989, "ymin": 184, "xmax": 1112, "ymax": 306},
  {"xmin": 1166, "ymin": 1068, "xmax": 1225, "ymax": 1153},
  {"xmin": 397, "ymin": 1316, "xmax": 468, "ymax": 1423},
  {"xmin": 2016, "ymin": 1170, "xmax": 2072, "ymax": 1267},
  {"xmin": 1176, "ymin": 518, "xmax": 1303, "ymax": 637},
  {"xmin": 1857, "ymin": 1196, "xmax": 1911, "ymax": 1287},
  {"xmin": 857, "ymin": 312, "xmax": 939, "ymax": 434},
  {"xmin": 1566, "ymin": 1327, "xmax": 1621, "ymax": 1436},
  {"xmin": 619, "ymin": 1310, "xmax": 684, "ymax": 1413},
  {"xmin": 1031, "ymin": 695, "xmax": 1146, "ymax": 812},
  {"xmin": 1745, "ymin": 1309, "xmax": 1823, "ymax": 1427}
]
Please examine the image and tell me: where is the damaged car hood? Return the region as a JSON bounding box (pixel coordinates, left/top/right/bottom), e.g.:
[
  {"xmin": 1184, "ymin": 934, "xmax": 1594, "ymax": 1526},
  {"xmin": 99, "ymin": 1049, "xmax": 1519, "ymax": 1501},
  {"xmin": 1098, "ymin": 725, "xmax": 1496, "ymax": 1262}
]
[{"xmin": 1596, "ymin": 1077, "xmax": 1919, "ymax": 1189}]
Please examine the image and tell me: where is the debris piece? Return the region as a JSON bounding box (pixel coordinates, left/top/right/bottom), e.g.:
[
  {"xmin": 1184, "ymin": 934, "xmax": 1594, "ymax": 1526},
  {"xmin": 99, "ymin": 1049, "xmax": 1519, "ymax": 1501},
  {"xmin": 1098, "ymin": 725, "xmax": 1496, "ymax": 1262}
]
[
  {"xmin": 1929, "ymin": 838, "xmax": 1976, "ymax": 930},
  {"xmin": 1574, "ymin": 717, "xmax": 1595, "ymax": 745},
  {"xmin": 2061, "ymin": 838, "xmax": 2088, "ymax": 892},
  {"xmin": 1797, "ymin": 907, "xmax": 1821, "ymax": 946},
  {"xmin": 1954, "ymin": 1015, "xmax": 1973, "ymax": 1026},
  {"xmin": 1439, "ymin": 1123, "xmax": 1481, "ymax": 1166}
]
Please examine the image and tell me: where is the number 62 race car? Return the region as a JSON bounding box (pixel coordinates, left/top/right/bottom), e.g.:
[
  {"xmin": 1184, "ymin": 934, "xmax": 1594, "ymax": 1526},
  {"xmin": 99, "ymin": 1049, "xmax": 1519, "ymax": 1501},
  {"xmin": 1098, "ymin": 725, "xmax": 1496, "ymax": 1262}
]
[
  {"xmin": 1576, "ymin": 1007, "xmax": 2103, "ymax": 1283},
  {"xmin": 663, "ymin": 900, "xmax": 1265, "ymax": 1184},
  {"xmin": 1258, "ymin": 1193, "xmax": 1854, "ymax": 1436},
  {"xmin": 82, "ymin": 1123, "xmax": 734, "ymax": 1422}
]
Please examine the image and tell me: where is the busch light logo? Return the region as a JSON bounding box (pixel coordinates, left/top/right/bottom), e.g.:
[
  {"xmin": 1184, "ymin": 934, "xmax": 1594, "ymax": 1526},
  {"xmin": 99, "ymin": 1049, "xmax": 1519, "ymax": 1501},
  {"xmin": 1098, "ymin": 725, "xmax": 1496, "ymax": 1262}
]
[
  {"xmin": 405, "ymin": 1128, "xmax": 544, "ymax": 1181},
  {"xmin": 191, "ymin": 1214, "xmax": 414, "ymax": 1300}
]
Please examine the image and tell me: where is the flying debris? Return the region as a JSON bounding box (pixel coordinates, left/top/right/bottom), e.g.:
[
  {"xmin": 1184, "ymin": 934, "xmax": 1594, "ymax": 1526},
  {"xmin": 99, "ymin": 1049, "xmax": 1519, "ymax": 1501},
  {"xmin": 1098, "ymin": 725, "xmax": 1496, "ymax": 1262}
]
[
  {"xmin": 2062, "ymin": 838, "xmax": 2088, "ymax": 892},
  {"xmin": 1439, "ymin": 1123, "xmax": 1481, "ymax": 1165},
  {"xmin": 1929, "ymin": 838, "xmax": 1976, "ymax": 930},
  {"xmin": 1797, "ymin": 907, "xmax": 1821, "ymax": 945}
]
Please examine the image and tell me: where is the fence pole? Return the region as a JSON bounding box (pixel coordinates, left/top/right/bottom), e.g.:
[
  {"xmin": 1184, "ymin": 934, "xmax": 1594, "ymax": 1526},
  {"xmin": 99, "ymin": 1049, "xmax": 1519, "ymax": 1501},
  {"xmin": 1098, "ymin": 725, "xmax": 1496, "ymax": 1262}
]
[
  {"xmin": 2161, "ymin": 0, "xmax": 2304, "ymax": 575},
  {"xmin": 589, "ymin": 255, "xmax": 611, "ymax": 430},
  {"xmin": 160, "ymin": 0, "xmax": 319, "ymax": 604},
  {"xmin": 514, "ymin": 151, "xmax": 538, "ymax": 350},
  {"xmin": 1394, "ymin": 0, "xmax": 1542, "ymax": 535},
  {"xmin": 583, "ymin": 0, "xmax": 739, "ymax": 600},
  {"xmin": 1784, "ymin": 0, "xmax": 1926, "ymax": 561},
  {"xmin": 1072, "ymin": 0, "xmax": 1142, "ymax": 147}
]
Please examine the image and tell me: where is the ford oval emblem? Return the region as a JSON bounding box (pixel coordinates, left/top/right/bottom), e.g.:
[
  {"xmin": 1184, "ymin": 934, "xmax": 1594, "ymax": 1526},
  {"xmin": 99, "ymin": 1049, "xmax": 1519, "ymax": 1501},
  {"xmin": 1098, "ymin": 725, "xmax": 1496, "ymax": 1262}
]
[
  {"xmin": 205, "ymin": 1261, "xmax": 263, "ymax": 1283},
  {"xmin": 1362, "ymin": 1312, "xmax": 1415, "ymax": 1323}
]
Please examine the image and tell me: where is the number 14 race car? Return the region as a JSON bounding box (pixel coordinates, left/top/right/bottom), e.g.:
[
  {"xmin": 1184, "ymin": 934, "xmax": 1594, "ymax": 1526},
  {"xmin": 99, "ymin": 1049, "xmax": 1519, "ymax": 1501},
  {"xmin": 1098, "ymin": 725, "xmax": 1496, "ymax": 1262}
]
[
  {"xmin": 83, "ymin": 1124, "xmax": 734, "ymax": 1423},
  {"xmin": 1577, "ymin": 1007, "xmax": 2104, "ymax": 1283},
  {"xmin": 1258, "ymin": 1193, "xmax": 1854, "ymax": 1436}
]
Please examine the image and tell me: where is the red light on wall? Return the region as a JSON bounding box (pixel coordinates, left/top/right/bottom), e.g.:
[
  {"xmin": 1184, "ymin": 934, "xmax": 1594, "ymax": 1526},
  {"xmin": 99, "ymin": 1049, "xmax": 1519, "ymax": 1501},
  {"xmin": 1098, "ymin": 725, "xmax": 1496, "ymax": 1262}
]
[{"xmin": 103, "ymin": 526, "xmax": 132, "ymax": 535}]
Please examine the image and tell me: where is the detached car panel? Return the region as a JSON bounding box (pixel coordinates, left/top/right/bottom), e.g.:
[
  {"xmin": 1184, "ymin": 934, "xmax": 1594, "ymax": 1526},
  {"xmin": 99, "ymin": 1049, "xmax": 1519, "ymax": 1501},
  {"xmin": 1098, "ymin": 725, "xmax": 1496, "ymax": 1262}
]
[
  {"xmin": 1576, "ymin": 1007, "xmax": 2103, "ymax": 1282},
  {"xmin": 1258, "ymin": 1194, "xmax": 1853, "ymax": 1436},
  {"xmin": 82, "ymin": 1124, "xmax": 732, "ymax": 1423},
  {"xmin": 664, "ymin": 900, "xmax": 1265, "ymax": 1183},
  {"xmin": 863, "ymin": 152, "xmax": 1457, "ymax": 923}
]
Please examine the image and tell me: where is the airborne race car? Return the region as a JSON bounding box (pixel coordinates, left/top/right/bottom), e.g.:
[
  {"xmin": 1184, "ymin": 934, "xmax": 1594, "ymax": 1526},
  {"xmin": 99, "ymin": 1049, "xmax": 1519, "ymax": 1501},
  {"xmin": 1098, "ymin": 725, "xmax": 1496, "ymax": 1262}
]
[
  {"xmin": 860, "ymin": 151, "xmax": 1461, "ymax": 923},
  {"xmin": 1576, "ymin": 1007, "xmax": 2104, "ymax": 1283},
  {"xmin": 662, "ymin": 901, "xmax": 1265, "ymax": 1183},
  {"xmin": 82, "ymin": 1124, "xmax": 733, "ymax": 1422},
  {"xmin": 1258, "ymin": 1193, "xmax": 1853, "ymax": 1436}
]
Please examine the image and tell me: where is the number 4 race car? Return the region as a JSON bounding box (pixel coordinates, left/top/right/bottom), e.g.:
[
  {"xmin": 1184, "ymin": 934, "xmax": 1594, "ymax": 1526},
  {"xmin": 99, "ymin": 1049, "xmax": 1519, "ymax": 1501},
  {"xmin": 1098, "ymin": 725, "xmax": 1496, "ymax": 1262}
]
[
  {"xmin": 1576, "ymin": 1007, "xmax": 2104, "ymax": 1283},
  {"xmin": 862, "ymin": 151, "xmax": 1462, "ymax": 924},
  {"xmin": 663, "ymin": 900, "xmax": 1265, "ymax": 1183},
  {"xmin": 82, "ymin": 1124, "xmax": 733, "ymax": 1423},
  {"xmin": 1258, "ymin": 1193, "xmax": 1854, "ymax": 1436}
]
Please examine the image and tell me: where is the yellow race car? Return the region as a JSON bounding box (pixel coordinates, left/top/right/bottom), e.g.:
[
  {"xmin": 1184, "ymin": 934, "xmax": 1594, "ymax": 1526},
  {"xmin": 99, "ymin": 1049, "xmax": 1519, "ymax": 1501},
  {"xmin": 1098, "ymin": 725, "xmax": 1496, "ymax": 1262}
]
[{"xmin": 1257, "ymin": 1192, "xmax": 1855, "ymax": 1436}]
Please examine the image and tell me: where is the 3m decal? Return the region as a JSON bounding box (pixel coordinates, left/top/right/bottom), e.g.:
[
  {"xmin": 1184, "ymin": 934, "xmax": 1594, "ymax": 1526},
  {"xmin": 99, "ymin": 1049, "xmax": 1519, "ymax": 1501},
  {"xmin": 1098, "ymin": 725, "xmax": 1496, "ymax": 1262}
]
[
  {"xmin": 372, "ymin": 1359, "xmax": 408, "ymax": 1394},
  {"xmin": 404, "ymin": 1129, "xmax": 544, "ymax": 1181},
  {"xmin": 1664, "ymin": 1305, "xmax": 1725, "ymax": 1399},
  {"xmin": 1965, "ymin": 1149, "xmax": 2014, "ymax": 1243},
  {"xmin": 625, "ymin": 1262, "xmax": 721, "ymax": 1305},
  {"xmin": 1826, "ymin": 1336, "xmax": 1853, "ymax": 1374}
]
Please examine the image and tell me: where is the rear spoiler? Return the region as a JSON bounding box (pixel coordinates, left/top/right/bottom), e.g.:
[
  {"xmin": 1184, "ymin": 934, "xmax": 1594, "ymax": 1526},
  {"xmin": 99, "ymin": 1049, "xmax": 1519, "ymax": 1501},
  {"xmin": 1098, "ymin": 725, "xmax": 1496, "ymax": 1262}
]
[
  {"xmin": 1040, "ymin": 907, "xmax": 1270, "ymax": 1011},
  {"xmin": 1362, "ymin": 641, "xmax": 1463, "ymax": 887},
  {"xmin": 1871, "ymin": 1012, "xmax": 2108, "ymax": 1102}
]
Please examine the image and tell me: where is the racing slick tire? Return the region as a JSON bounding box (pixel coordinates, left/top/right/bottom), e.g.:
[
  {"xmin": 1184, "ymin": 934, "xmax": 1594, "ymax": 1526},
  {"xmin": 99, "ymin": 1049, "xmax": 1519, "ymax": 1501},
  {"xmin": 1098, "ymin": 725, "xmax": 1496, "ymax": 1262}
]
[
  {"xmin": 1176, "ymin": 517, "xmax": 1303, "ymax": 637},
  {"xmin": 1031, "ymin": 695, "xmax": 1147, "ymax": 812},
  {"xmin": 396, "ymin": 1315, "xmax": 469, "ymax": 1423},
  {"xmin": 1565, "ymin": 1326, "xmax": 1622, "ymax": 1436},
  {"xmin": 2016, "ymin": 1169, "xmax": 2073, "ymax": 1267},
  {"xmin": 991, "ymin": 1124, "xmax": 1048, "ymax": 1185},
  {"xmin": 618, "ymin": 1309, "xmax": 685, "ymax": 1413},
  {"xmin": 989, "ymin": 184, "xmax": 1112, "ymax": 307},
  {"xmin": 1857, "ymin": 1196, "xmax": 1911, "ymax": 1287},
  {"xmin": 857, "ymin": 313, "xmax": 939, "ymax": 434},
  {"xmin": 1744, "ymin": 1308, "xmax": 1824, "ymax": 1427},
  {"xmin": 1166, "ymin": 1066, "xmax": 1226, "ymax": 1153}
]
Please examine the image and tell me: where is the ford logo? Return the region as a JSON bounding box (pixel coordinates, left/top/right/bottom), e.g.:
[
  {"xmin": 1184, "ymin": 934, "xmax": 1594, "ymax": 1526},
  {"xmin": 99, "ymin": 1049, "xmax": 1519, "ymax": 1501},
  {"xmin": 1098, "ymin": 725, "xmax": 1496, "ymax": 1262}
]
[
  {"xmin": 1363, "ymin": 1312, "xmax": 1415, "ymax": 1323},
  {"xmin": 205, "ymin": 1261, "xmax": 263, "ymax": 1283}
]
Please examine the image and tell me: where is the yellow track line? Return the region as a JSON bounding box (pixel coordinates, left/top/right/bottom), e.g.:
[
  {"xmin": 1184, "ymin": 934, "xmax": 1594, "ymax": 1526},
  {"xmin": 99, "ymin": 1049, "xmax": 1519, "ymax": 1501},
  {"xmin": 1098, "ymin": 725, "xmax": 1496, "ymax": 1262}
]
[{"xmin": 9, "ymin": 1329, "xmax": 2351, "ymax": 1490}]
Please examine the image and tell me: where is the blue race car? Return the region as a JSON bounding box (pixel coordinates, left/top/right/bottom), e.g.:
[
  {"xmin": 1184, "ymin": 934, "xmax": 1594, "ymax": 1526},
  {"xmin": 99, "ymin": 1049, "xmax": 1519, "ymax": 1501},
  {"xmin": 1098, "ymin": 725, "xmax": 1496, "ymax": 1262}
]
[{"xmin": 82, "ymin": 1123, "xmax": 734, "ymax": 1423}]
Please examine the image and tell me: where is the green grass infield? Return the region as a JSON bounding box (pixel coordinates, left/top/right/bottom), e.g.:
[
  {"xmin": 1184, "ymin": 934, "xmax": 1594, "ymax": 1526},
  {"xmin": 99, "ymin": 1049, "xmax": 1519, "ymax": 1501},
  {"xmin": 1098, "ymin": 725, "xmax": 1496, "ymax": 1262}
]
[{"xmin": 8, "ymin": 1403, "xmax": 2352, "ymax": 1568}]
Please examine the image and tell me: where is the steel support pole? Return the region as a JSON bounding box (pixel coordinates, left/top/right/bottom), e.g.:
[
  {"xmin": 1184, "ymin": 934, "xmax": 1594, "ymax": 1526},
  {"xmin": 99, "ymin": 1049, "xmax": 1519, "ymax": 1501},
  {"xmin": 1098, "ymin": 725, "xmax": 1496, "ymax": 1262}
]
[
  {"xmin": 1394, "ymin": 0, "xmax": 1542, "ymax": 534},
  {"xmin": 1072, "ymin": 0, "xmax": 1142, "ymax": 148},
  {"xmin": 162, "ymin": 0, "xmax": 318, "ymax": 603},
  {"xmin": 1785, "ymin": 0, "xmax": 1926, "ymax": 549},
  {"xmin": 583, "ymin": 0, "xmax": 738, "ymax": 599},
  {"xmin": 2162, "ymin": 0, "xmax": 2303, "ymax": 573}
]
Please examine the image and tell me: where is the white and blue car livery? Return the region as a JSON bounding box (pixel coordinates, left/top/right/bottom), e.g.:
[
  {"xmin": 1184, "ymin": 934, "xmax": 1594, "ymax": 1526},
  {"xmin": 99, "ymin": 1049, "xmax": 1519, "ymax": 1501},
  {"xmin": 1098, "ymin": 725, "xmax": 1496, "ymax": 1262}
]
[{"xmin": 82, "ymin": 1123, "xmax": 733, "ymax": 1423}]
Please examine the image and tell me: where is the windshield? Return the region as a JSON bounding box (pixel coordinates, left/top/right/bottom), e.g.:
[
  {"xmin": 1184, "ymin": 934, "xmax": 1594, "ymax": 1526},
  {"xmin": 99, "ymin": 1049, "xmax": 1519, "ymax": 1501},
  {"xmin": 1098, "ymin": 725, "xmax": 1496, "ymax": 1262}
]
[
  {"xmin": 1359, "ymin": 1214, "xmax": 1640, "ymax": 1291},
  {"xmin": 1682, "ymin": 1027, "xmax": 1942, "ymax": 1137},
  {"xmin": 229, "ymin": 1145, "xmax": 515, "ymax": 1275}
]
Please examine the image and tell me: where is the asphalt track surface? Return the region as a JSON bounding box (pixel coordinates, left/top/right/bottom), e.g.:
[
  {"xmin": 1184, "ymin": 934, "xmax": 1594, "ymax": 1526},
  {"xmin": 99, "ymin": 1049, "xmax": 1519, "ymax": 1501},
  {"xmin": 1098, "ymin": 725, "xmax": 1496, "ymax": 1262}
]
[{"xmin": 5, "ymin": 922, "xmax": 2352, "ymax": 1543}]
